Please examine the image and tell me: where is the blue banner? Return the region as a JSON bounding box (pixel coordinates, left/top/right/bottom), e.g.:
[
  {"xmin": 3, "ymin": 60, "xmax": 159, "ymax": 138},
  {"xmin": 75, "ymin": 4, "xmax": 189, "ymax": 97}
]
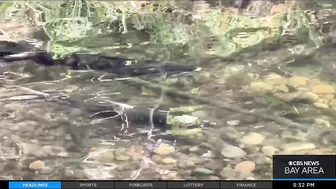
[{"xmin": 9, "ymin": 182, "xmax": 61, "ymax": 189}]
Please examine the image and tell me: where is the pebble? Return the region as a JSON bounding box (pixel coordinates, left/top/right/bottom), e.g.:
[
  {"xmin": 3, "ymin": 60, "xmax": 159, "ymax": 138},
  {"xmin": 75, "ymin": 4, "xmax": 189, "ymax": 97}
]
[
  {"xmin": 189, "ymin": 146, "xmax": 199, "ymax": 152},
  {"xmin": 248, "ymin": 153, "xmax": 267, "ymax": 164},
  {"xmin": 281, "ymin": 142, "xmax": 316, "ymax": 152},
  {"xmin": 234, "ymin": 161, "xmax": 256, "ymax": 173},
  {"xmin": 179, "ymin": 170, "xmax": 193, "ymax": 177},
  {"xmin": 162, "ymin": 171, "xmax": 180, "ymax": 180},
  {"xmin": 199, "ymin": 142, "xmax": 213, "ymax": 149},
  {"xmin": 330, "ymin": 100, "xmax": 336, "ymax": 110},
  {"xmin": 221, "ymin": 145, "xmax": 247, "ymax": 158},
  {"xmin": 273, "ymin": 84, "xmax": 289, "ymax": 93},
  {"xmin": 281, "ymin": 131, "xmax": 307, "ymax": 141},
  {"xmin": 39, "ymin": 166, "xmax": 54, "ymax": 175},
  {"xmin": 191, "ymin": 111, "xmax": 208, "ymax": 119},
  {"xmin": 192, "ymin": 167, "xmax": 214, "ymax": 176},
  {"xmin": 314, "ymin": 118, "xmax": 331, "ymax": 127},
  {"xmin": 175, "ymin": 115, "xmax": 198, "ymax": 126},
  {"xmin": 219, "ymin": 167, "xmax": 251, "ymax": 179},
  {"xmin": 264, "ymin": 73, "xmax": 285, "ymax": 84},
  {"xmin": 311, "ymin": 84, "xmax": 335, "ymax": 94},
  {"xmin": 162, "ymin": 157, "xmax": 177, "ymax": 164},
  {"xmin": 264, "ymin": 157, "xmax": 273, "ymax": 164},
  {"xmin": 261, "ymin": 146, "xmax": 279, "ymax": 157},
  {"xmin": 227, "ymin": 120, "xmax": 240, "ymax": 126},
  {"xmin": 178, "ymin": 160, "xmax": 196, "ymax": 168},
  {"xmin": 57, "ymin": 152, "xmax": 69, "ymax": 157},
  {"xmin": 302, "ymin": 92, "xmax": 319, "ymax": 102},
  {"xmin": 244, "ymin": 145, "xmax": 259, "ymax": 154},
  {"xmin": 314, "ymin": 102, "xmax": 329, "ymax": 109},
  {"xmin": 154, "ymin": 144, "xmax": 175, "ymax": 156},
  {"xmin": 208, "ymin": 176, "xmax": 220, "ymax": 180},
  {"xmin": 288, "ymin": 76, "xmax": 308, "ymax": 87},
  {"xmin": 239, "ymin": 132, "xmax": 265, "ymax": 145},
  {"xmin": 63, "ymin": 85, "xmax": 80, "ymax": 93},
  {"xmin": 322, "ymin": 94, "xmax": 334, "ymax": 101},
  {"xmin": 219, "ymin": 167, "xmax": 237, "ymax": 179},
  {"xmin": 152, "ymin": 155, "xmax": 162, "ymax": 163},
  {"xmin": 29, "ymin": 160, "xmax": 45, "ymax": 170},
  {"xmin": 261, "ymin": 138, "xmax": 283, "ymax": 146},
  {"xmin": 72, "ymin": 169, "xmax": 88, "ymax": 179},
  {"xmin": 273, "ymin": 92, "xmax": 297, "ymax": 102},
  {"xmin": 98, "ymin": 151, "xmax": 115, "ymax": 163},
  {"xmin": 249, "ymin": 82, "xmax": 273, "ymax": 92},
  {"xmin": 114, "ymin": 154, "xmax": 131, "ymax": 161},
  {"xmin": 202, "ymin": 151, "xmax": 215, "ymax": 158},
  {"xmin": 207, "ymin": 137, "xmax": 226, "ymax": 150},
  {"xmin": 219, "ymin": 127, "xmax": 241, "ymax": 140},
  {"xmin": 204, "ymin": 160, "xmax": 224, "ymax": 171},
  {"xmin": 20, "ymin": 143, "xmax": 42, "ymax": 156},
  {"xmin": 192, "ymin": 157, "xmax": 206, "ymax": 165}
]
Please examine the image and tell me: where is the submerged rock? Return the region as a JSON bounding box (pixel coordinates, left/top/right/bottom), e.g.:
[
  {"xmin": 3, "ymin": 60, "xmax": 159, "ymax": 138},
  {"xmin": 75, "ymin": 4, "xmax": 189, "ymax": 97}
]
[
  {"xmin": 204, "ymin": 160, "xmax": 224, "ymax": 171},
  {"xmin": 227, "ymin": 120, "xmax": 240, "ymax": 126},
  {"xmin": 192, "ymin": 167, "xmax": 214, "ymax": 176},
  {"xmin": 261, "ymin": 146, "xmax": 279, "ymax": 157},
  {"xmin": 29, "ymin": 160, "xmax": 45, "ymax": 170},
  {"xmin": 221, "ymin": 145, "xmax": 247, "ymax": 158},
  {"xmin": 154, "ymin": 144, "xmax": 175, "ymax": 156},
  {"xmin": 219, "ymin": 127, "xmax": 241, "ymax": 140},
  {"xmin": 219, "ymin": 167, "xmax": 252, "ymax": 179},
  {"xmin": 234, "ymin": 161, "xmax": 256, "ymax": 173},
  {"xmin": 314, "ymin": 118, "xmax": 331, "ymax": 127},
  {"xmin": 288, "ymin": 76, "xmax": 308, "ymax": 88},
  {"xmin": 174, "ymin": 115, "xmax": 199, "ymax": 126},
  {"xmin": 162, "ymin": 157, "xmax": 177, "ymax": 164},
  {"xmin": 239, "ymin": 132, "xmax": 266, "ymax": 145},
  {"xmin": 97, "ymin": 151, "xmax": 115, "ymax": 163},
  {"xmin": 249, "ymin": 82, "xmax": 273, "ymax": 92},
  {"xmin": 311, "ymin": 84, "xmax": 335, "ymax": 94},
  {"xmin": 178, "ymin": 160, "xmax": 196, "ymax": 168},
  {"xmin": 313, "ymin": 102, "xmax": 329, "ymax": 109},
  {"xmin": 281, "ymin": 142, "xmax": 316, "ymax": 152}
]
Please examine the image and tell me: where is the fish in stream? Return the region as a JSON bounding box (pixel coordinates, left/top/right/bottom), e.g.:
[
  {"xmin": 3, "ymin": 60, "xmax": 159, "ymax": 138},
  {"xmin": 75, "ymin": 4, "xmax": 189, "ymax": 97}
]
[{"xmin": 0, "ymin": 41, "xmax": 198, "ymax": 77}]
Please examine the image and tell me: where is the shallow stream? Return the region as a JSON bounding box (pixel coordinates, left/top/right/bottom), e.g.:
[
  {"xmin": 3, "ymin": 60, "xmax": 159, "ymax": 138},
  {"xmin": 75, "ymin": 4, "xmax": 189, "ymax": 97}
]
[{"xmin": 1, "ymin": 1, "xmax": 336, "ymax": 181}]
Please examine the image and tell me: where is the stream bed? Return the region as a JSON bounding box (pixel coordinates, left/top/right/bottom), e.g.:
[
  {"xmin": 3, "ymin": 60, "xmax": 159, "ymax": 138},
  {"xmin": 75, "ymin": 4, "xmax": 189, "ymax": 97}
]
[
  {"xmin": 1, "ymin": 41, "xmax": 336, "ymax": 180},
  {"xmin": 1, "ymin": 0, "xmax": 336, "ymax": 181}
]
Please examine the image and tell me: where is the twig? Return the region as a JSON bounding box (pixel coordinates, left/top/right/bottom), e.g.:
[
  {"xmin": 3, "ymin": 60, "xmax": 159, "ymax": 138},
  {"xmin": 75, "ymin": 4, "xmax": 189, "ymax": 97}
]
[
  {"xmin": 15, "ymin": 86, "xmax": 50, "ymax": 97},
  {"xmin": 0, "ymin": 94, "xmax": 45, "ymax": 102}
]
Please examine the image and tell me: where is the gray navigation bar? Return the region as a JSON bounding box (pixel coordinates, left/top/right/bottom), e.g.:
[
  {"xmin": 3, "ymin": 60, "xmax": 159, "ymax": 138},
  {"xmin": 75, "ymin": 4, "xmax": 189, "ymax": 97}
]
[{"xmin": 61, "ymin": 181, "xmax": 273, "ymax": 189}]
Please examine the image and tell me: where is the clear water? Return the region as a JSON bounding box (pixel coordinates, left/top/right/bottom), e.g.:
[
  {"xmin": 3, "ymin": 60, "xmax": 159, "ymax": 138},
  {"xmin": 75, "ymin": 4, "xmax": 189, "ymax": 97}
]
[{"xmin": 1, "ymin": 1, "xmax": 336, "ymax": 181}]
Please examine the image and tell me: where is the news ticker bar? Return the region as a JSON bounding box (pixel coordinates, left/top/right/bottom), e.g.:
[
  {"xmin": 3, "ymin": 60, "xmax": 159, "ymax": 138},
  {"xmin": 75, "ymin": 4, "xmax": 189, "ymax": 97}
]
[
  {"xmin": 5, "ymin": 155, "xmax": 336, "ymax": 189},
  {"xmin": 4, "ymin": 180, "xmax": 336, "ymax": 189}
]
